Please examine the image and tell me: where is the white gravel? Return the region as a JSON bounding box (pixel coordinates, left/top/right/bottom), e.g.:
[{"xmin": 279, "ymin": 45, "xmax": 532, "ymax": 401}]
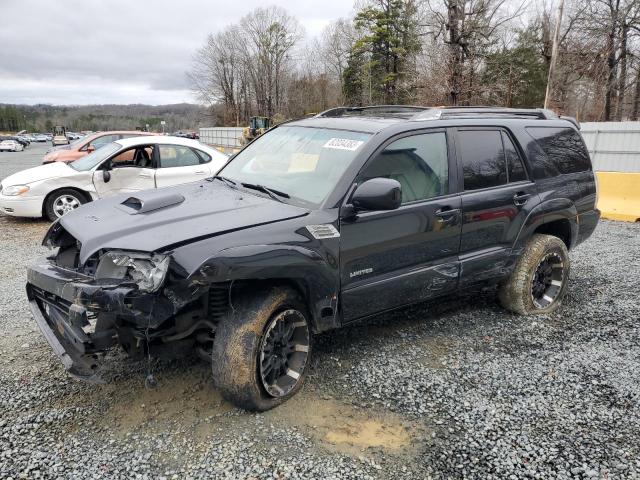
[{"xmin": 1, "ymin": 146, "xmax": 639, "ymax": 479}]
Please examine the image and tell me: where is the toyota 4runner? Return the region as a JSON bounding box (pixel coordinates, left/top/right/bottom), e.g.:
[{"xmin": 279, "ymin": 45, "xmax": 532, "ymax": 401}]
[{"xmin": 26, "ymin": 106, "xmax": 600, "ymax": 411}]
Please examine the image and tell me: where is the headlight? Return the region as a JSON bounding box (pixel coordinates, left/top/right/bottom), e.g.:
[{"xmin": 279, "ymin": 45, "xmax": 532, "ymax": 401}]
[
  {"xmin": 2, "ymin": 185, "xmax": 30, "ymax": 196},
  {"xmin": 97, "ymin": 251, "xmax": 170, "ymax": 292}
]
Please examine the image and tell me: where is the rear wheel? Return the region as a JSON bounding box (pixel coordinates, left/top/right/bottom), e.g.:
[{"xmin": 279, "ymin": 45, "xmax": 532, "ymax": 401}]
[
  {"xmin": 44, "ymin": 188, "xmax": 87, "ymax": 221},
  {"xmin": 499, "ymin": 234, "xmax": 570, "ymax": 315},
  {"xmin": 211, "ymin": 286, "xmax": 311, "ymax": 411}
]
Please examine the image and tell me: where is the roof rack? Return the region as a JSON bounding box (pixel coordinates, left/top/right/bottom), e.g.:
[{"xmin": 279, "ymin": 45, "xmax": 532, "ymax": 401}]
[
  {"xmin": 313, "ymin": 105, "xmax": 580, "ymax": 129},
  {"xmin": 315, "ymin": 105, "xmax": 429, "ymax": 119},
  {"xmin": 411, "ymin": 106, "xmax": 558, "ymax": 121}
]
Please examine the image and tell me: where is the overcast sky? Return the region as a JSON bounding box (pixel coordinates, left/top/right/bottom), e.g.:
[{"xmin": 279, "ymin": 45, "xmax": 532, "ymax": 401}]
[{"xmin": 0, "ymin": 0, "xmax": 354, "ymax": 106}]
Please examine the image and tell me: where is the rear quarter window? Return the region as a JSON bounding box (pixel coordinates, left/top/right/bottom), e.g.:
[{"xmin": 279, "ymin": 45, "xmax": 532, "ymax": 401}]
[{"xmin": 526, "ymin": 127, "xmax": 591, "ymax": 176}]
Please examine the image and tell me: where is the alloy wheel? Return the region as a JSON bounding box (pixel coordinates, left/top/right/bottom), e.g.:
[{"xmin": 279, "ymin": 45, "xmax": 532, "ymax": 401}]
[
  {"xmin": 530, "ymin": 252, "xmax": 565, "ymax": 309},
  {"xmin": 53, "ymin": 194, "xmax": 81, "ymax": 217},
  {"xmin": 258, "ymin": 309, "xmax": 310, "ymax": 398}
]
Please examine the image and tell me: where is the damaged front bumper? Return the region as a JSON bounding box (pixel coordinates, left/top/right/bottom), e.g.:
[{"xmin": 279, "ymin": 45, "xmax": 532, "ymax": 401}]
[{"xmin": 26, "ymin": 257, "xmax": 176, "ymax": 382}]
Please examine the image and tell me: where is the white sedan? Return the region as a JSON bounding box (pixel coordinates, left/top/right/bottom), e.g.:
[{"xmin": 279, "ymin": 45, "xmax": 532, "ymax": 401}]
[
  {"xmin": 0, "ymin": 140, "xmax": 25, "ymax": 152},
  {"xmin": 0, "ymin": 136, "xmax": 228, "ymax": 221}
]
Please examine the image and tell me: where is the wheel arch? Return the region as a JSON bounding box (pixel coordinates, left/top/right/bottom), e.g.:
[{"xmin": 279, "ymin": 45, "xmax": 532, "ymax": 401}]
[
  {"xmin": 42, "ymin": 187, "xmax": 93, "ymax": 217},
  {"xmin": 183, "ymin": 244, "xmax": 341, "ymax": 334},
  {"xmin": 512, "ymin": 198, "xmax": 578, "ymax": 253}
]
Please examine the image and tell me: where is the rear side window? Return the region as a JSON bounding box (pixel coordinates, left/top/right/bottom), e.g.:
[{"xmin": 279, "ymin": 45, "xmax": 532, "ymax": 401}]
[
  {"xmin": 459, "ymin": 130, "xmax": 506, "ymax": 190},
  {"xmin": 159, "ymin": 145, "xmax": 202, "ymax": 168},
  {"xmin": 526, "ymin": 127, "xmax": 591, "ymax": 174}
]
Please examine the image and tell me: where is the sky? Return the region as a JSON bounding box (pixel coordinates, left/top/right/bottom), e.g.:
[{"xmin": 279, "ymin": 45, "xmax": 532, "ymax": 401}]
[{"xmin": 0, "ymin": 0, "xmax": 354, "ymax": 106}]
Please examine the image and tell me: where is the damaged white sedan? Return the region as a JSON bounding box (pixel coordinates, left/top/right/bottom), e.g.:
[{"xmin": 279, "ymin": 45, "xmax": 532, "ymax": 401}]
[{"xmin": 0, "ymin": 136, "xmax": 228, "ymax": 220}]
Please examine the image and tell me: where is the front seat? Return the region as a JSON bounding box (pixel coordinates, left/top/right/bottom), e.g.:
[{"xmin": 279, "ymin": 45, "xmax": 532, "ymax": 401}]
[{"xmin": 134, "ymin": 148, "xmax": 151, "ymax": 168}]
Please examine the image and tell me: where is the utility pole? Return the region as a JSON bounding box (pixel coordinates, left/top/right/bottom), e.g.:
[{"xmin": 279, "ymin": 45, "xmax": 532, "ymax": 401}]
[{"xmin": 544, "ymin": 0, "xmax": 565, "ymax": 109}]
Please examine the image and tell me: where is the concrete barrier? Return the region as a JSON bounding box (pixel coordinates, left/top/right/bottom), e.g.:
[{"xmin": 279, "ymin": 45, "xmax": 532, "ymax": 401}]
[{"xmin": 596, "ymin": 172, "xmax": 640, "ymax": 222}]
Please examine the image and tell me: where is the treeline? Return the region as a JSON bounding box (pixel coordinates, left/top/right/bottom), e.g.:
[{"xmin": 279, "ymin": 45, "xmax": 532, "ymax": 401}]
[
  {"xmin": 0, "ymin": 103, "xmax": 208, "ymax": 133},
  {"xmin": 191, "ymin": 0, "xmax": 640, "ymax": 125}
]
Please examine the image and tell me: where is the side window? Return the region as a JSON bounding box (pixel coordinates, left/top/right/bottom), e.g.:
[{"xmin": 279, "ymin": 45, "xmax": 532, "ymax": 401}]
[
  {"xmin": 459, "ymin": 130, "xmax": 506, "ymax": 191},
  {"xmin": 502, "ymin": 132, "xmax": 527, "ymax": 182},
  {"xmin": 359, "ymin": 132, "xmax": 448, "ymax": 204},
  {"xmin": 159, "ymin": 145, "xmax": 202, "ymax": 168},
  {"xmin": 110, "ymin": 145, "xmax": 154, "ymax": 168},
  {"xmin": 196, "ymin": 150, "xmax": 212, "ymax": 163},
  {"xmin": 526, "ymin": 127, "xmax": 591, "ymax": 174},
  {"xmin": 90, "ymin": 134, "xmax": 119, "ymax": 150}
]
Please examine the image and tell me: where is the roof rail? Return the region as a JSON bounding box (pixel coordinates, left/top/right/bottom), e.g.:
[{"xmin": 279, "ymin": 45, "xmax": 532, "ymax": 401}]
[
  {"xmin": 316, "ymin": 105, "xmax": 429, "ymax": 118},
  {"xmin": 411, "ymin": 106, "xmax": 558, "ymax": 121}
]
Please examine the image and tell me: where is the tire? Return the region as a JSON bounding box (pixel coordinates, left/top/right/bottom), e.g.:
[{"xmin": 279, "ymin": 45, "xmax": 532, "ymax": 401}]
[
  {"xmin": 498, "ymin": 234, "xmax": 570, "ymax": 315},
  {"xmin": 211, "ymin": 285, "xmax": 312, "ymax": 411},
  {"xmin": 44, "ymin": 188, "xmax": 87, "ymax": 221}
]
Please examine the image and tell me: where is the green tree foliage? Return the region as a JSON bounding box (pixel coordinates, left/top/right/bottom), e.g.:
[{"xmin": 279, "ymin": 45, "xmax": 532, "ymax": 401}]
[
  {"xmin": 482, "ymin": 26, "xmax": 549, "ymax": 108},
  {"xmin": 344, "ymin": 0, "xmax": 421, "ymax": 105}
]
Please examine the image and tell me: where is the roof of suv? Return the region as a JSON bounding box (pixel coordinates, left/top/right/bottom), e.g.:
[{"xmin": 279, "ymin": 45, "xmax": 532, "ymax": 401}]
[{"xmin": 287, "ymin": 106, "xmax": 580, "ymax": 133}]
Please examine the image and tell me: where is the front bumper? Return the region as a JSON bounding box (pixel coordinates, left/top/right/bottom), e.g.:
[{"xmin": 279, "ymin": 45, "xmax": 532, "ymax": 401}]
[
  {"xmin": 26, "ymin": 258, "xmax": 139, "ymax": 381},
  {"xmin": 0, "ymin": 194, "xmax": 44, "ymax": 217}
]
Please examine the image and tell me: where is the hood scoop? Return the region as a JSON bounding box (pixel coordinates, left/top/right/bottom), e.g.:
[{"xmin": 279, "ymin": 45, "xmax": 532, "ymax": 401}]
[{"xmin": 116, "ymin": 190, "xmax": 185, "ymax": 215}]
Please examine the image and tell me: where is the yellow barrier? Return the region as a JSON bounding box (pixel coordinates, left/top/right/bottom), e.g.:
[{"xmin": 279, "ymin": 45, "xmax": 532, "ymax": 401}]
[{"xmin": 596, "ymin": 172, "xmax": 640, "ymax": 222}]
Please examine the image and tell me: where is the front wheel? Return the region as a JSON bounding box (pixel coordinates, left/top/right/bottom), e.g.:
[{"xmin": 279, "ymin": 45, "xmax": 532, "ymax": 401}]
[
  {"xmin": 44, "ymin": 189, "xmax": 87, "ymax": 221},
  {"xmin": 211, "ymin": 286, "xmax": 311, "ymax": 411},
  {"xmin": 498, "ymin": 234, "xmax": 570, "ymax": 315}
]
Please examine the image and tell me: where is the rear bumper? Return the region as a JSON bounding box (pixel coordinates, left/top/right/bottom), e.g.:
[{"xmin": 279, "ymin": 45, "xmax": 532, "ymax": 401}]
[{"xmin": 576, "ymin": 208, "xmax": 601, "ymax": 246}]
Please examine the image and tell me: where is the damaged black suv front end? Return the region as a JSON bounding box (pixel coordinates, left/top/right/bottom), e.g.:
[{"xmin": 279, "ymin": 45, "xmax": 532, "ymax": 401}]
[{"xmin": 26, "ymin": 221, "xmax": 216, "ymax": 381}]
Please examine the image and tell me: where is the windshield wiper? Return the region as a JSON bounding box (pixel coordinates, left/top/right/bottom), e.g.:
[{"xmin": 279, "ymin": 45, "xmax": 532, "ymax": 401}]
[
  {"xmin": 209, "ymin": 175, "xmax": 238, "ymax": 188},
  {"xmin": 241, "ymin": 182, "xmax": 290, "ymax": 202}
]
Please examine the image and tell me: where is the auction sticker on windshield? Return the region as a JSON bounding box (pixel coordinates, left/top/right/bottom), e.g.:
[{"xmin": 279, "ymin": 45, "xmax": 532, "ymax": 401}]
[{"xmin": 323, "ymin": 138, "xmax": 364, "ymax": 151}]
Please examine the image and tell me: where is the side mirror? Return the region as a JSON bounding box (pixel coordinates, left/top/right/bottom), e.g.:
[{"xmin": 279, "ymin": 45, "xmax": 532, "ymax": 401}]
[
  {"xmin": 102, "ymin": 169, "xmax": 111, "ymax": 183},
  {"xmin": 351, "ymin": 178, "xmax": 402, "ymax": 212},
  {"xmin": 86, "ymin": 144, "xmax": 95, "ymax": 153}
]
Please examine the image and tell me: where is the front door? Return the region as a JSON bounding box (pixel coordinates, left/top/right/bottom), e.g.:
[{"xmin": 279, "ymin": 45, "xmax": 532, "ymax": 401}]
[
  {"xmin": 93, "ymin": 145, "xmax": 156, "ymax": 198},
  {"xmin": 455, "ymin": 128, "xmax": 538, "ymax": 287},
  {"xmin": 339, "ymin": 130, "xmax": 462, "ymax": 322}
]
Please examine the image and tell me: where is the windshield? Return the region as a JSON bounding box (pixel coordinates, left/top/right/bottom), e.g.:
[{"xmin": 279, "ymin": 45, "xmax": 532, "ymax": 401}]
[
  {"xmin": 69, "ymin": 142, "xmax": 121, "ymax": 171},
  {"xmin": 220, "ymin": 126, "xmax": 371, "ymax": 207}
]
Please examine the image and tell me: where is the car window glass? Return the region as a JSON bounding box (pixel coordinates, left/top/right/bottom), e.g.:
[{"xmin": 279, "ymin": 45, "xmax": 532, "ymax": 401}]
[
  {"xmin": 459, "ymin": 130, "xmax": 507, "ymax": 191},
  {"xmin": 359, "ymin": 132, "xmax": 449, "ymax": 204},
  {"xmin": 159, "ymin": 145, "xmax": 202, "ymax": 168},
  {"xmin": 220, "ymin": 126, "xmax": 371, "ymax": 207},
  {"xmin": 88, "ymin": 134, "xmax": 119, "ymax": 150},
  {"xmin": 110, "ymin": 146, "xmax": 154, "ymax": 168},
  {"xmin": 502, "ymin": 132, "xmax": 527, "ymax": 182},
  {"xmin": 526, "ymin": 127, "xmax": 590, "ymax": 174},
  {"xmin": 196, "ymin": 150, "xmax": 212, "ymax": 163},
  {"xmin": 69, "ymin": 142, "xmax": 121, "ymax": 171}
]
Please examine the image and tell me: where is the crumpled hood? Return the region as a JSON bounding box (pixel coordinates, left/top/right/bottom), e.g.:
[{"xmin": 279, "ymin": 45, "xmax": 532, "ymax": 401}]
[
  {"xmin": 58, "ymin": 182, "xmax": 309, "ymax": 264},
  {"xmin": 1, "ymin": 161, "xmax": 74, "ymax": 187}
]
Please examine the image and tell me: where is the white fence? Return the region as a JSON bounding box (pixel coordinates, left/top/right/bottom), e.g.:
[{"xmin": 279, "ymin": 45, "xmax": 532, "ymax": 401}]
[
  {"xmin": 199, "ymin": 127, "xmax": 243, "ymax": 148},
  {"xmin": 580, "ymin": 122, "xmax": 640, "ymax": 173}
]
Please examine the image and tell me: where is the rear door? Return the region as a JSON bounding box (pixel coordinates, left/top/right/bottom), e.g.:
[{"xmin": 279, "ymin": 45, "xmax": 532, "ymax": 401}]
[
  {"xmin": 455, "ymin": 128, "xmax": 538, "ymax": 288},
  {"xmin": 339, "ymin": 130, "xmax": 462, "ymax": 321},
  {"xmin": 155, "ymin": 144, "xmax": 212, "ymax": 188},
  {"xmin": 92, "ymin": 145, "xmax": 156, "ymax": 198}
]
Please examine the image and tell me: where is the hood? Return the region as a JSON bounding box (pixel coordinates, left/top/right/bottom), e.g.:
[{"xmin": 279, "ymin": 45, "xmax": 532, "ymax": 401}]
[
  {"xmin": 58, "ymin": 182, "xmax": 309, "ymax": 264},
  {"xmin": 1, "ymin": 161, "xmax": 74, "ymax": 187},
  {"xmin": 46, "ymin": 145, "xmax": 72, "ymax": 154}
]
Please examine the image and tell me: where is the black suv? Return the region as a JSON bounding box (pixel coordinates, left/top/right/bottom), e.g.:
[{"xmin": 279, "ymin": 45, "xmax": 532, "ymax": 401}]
[{"xmin": 27, "ymin": 106, "xmax": 599, "ymax": 410}]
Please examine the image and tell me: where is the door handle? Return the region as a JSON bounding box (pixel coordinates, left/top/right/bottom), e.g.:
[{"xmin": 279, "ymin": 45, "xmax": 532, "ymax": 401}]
[
  {"xmin": 435, "ymin": 207, "xmax": 460, "ymax": 224},
  {"xmin": 513, "ymin": 192, "xmax": 531, "ymax": 206},
  {"xmin": 140, "ymin": 172, "xmax": 152, "ymax": 178},
  {"xmin": 195, "ymin": 171, "xmax": 206, "ymax": 175}
]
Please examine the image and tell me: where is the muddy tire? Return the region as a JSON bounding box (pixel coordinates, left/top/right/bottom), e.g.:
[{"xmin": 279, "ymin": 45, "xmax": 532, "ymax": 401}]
[
  {"xmin": 498, "ymin": 234, "xmax": 570, "ymax": 315},
  {"xmin": 44, "ymin": 188, "xmax": 87, "ymax": 221},
  {"xmin": 211, "ymin": 285, "xmax": 311, "ymax": 411}
]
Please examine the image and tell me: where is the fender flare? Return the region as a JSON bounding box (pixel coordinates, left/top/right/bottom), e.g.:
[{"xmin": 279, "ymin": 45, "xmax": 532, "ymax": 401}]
[
  {"xmin": 512, "ymin": 198, "xmax": 578, "ymax": 253},
  {"xmin": 188, "ymin": 244, "xmax": 340, "ymax": 333}
]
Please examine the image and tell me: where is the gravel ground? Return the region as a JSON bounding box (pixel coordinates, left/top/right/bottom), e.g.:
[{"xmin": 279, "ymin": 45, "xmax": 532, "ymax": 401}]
[{"xmin": 1, "ymin": 145, "xmax": 639, "ymax": 479}]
